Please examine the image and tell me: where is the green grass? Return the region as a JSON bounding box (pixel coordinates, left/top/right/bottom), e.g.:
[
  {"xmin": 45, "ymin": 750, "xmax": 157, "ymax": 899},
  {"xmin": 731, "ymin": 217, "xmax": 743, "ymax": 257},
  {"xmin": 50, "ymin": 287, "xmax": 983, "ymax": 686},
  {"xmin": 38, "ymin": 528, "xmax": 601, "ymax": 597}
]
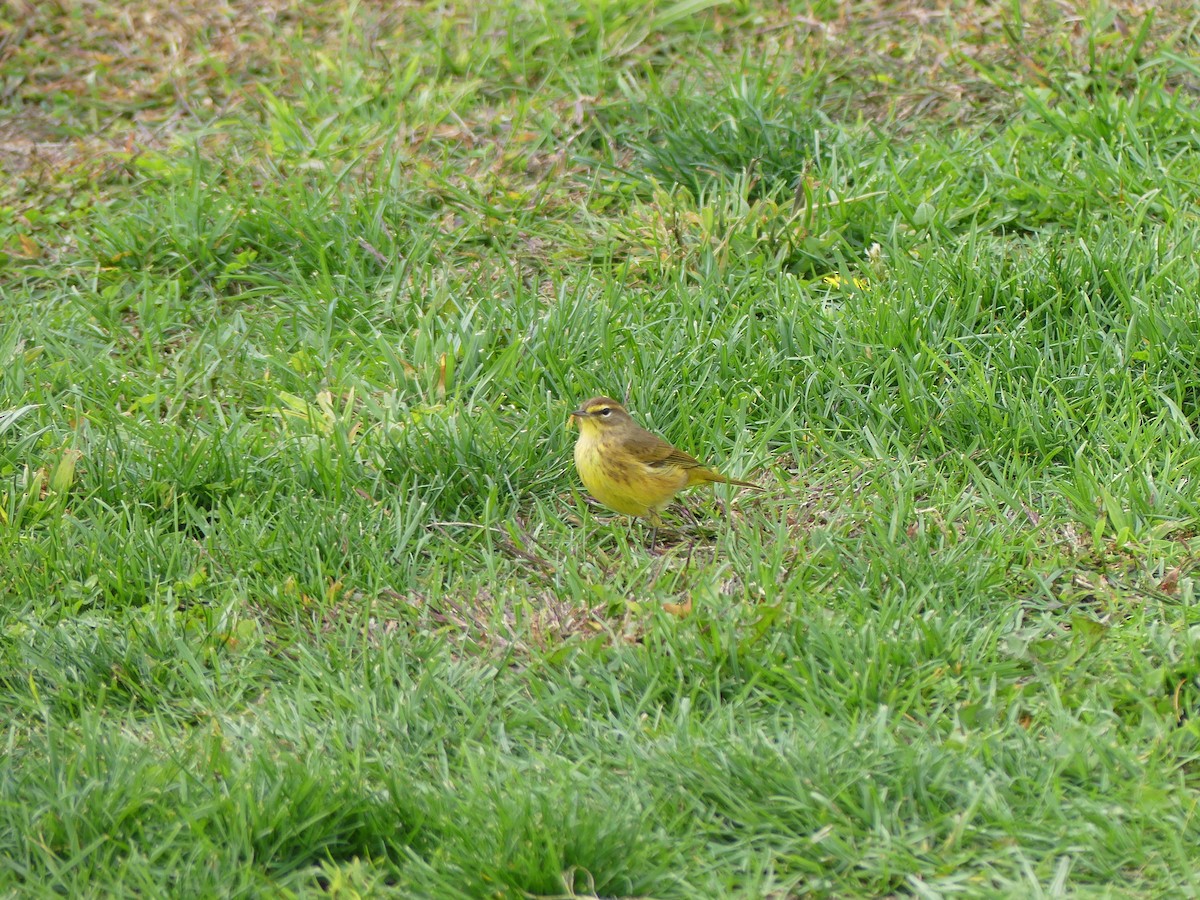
[{"xmin": 4, "ymin": 0, "xmax": 1200, "ymax": 895}]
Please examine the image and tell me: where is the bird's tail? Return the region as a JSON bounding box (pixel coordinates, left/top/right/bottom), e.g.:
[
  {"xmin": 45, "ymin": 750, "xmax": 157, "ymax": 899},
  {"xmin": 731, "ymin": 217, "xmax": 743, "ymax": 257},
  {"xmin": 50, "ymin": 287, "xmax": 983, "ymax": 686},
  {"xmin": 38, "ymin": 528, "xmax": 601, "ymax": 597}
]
[
  {"xmin": 695, "ymin": 468, "xmax": 763, "ymax": 490},
  {"xmin": 726, "ymin": 476, "xmax": 764, "ymax": 491}
]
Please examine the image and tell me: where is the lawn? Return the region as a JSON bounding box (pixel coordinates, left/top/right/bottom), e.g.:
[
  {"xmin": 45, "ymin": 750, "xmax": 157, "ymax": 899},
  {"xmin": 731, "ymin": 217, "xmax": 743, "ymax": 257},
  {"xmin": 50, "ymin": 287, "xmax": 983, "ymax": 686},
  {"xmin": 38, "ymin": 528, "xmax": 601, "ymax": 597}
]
[{"xmin": 3, "ymin": 0, "xmax": 1200, "ymax": 896}]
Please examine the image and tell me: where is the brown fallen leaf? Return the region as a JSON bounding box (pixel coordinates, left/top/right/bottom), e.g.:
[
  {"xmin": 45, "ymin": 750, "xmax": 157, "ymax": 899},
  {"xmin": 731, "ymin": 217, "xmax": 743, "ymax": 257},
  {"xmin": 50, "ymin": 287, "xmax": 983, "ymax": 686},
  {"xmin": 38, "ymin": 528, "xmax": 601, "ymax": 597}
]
[
  {"xmin": 1159, "ymin": 567, "xmax": 1182, "ymax": 594},
  {"xmin": 663, "ymin": 598, "xmax": 693, "ymax": 618}
]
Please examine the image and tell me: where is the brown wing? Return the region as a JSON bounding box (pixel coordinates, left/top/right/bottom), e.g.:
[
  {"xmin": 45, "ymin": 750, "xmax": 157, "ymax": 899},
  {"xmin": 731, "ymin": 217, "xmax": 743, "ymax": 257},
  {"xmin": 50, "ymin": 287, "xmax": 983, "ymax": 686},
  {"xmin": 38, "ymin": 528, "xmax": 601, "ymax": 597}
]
[
  {"xmin": 625, "ymin": 424, "xmax": 762, "ymax": 489},
  {"xmin": 624, "ymin": 426, "xmax": 706, "ymax": 470}
]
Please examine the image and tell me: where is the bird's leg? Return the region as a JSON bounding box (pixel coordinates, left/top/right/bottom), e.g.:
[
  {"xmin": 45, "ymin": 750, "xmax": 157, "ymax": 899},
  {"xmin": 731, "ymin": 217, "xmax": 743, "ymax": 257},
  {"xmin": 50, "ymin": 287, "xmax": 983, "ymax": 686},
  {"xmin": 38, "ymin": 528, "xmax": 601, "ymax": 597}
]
[{"xmin": 647, "ymin": 511, "xmax": 663, "ymax": 551}]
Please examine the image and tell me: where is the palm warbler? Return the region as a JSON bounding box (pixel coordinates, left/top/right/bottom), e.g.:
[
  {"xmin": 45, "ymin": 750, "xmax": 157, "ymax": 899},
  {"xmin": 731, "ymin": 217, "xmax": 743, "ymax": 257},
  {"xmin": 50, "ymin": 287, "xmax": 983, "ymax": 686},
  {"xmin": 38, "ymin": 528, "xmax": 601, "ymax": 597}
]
[{"xmin": 570, "ymin": 395, "xmax": 759, "ymax": 542}]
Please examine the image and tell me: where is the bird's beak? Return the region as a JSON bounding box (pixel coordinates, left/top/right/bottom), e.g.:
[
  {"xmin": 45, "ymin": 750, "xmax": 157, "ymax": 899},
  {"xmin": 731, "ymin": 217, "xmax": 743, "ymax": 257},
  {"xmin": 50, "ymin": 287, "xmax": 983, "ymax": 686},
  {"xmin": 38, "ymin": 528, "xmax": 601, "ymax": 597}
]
[{"xmin": 569, "ymin": 409, "xmax": 590, "ymax": 419}]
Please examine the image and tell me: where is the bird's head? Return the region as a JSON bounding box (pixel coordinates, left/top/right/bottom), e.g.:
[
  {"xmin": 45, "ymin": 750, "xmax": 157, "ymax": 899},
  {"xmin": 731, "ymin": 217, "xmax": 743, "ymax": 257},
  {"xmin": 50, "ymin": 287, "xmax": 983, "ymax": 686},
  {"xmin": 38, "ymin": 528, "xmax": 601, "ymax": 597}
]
[{"xmin": 569, "ymin": 396, "xmax": 634, "ymax": 436}]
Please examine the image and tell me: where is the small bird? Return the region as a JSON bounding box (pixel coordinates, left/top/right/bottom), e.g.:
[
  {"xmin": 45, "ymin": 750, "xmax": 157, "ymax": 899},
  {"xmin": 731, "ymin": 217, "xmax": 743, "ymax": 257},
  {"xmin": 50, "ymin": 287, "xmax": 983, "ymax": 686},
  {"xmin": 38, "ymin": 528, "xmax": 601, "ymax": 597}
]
[{"xmin": 569, "ymin": 396, "xmax": 760, "ymax": 545}]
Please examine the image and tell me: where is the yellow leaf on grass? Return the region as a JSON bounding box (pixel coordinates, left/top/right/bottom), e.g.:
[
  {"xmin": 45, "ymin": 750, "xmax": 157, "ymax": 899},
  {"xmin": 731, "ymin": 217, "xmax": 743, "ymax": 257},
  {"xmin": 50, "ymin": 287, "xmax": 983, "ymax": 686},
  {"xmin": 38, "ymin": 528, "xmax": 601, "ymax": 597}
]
[{"xmin": 15, "ymin": 235, "xmax": 40, "ymax": 259}]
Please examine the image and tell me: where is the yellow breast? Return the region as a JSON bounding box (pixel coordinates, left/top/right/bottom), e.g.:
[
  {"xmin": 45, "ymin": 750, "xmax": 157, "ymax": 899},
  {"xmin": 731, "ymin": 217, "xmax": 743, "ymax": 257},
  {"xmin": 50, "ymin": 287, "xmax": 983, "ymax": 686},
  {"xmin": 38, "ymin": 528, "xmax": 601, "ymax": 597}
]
[{"xmin": 573, "ymin": 431, "xmax": 688, "ymax": 518}]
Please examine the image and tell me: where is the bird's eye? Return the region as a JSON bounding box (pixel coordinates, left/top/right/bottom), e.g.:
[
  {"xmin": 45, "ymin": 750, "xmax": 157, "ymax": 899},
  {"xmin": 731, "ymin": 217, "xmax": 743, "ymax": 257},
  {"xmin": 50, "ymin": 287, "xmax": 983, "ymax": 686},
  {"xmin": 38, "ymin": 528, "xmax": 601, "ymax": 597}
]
[{"xmin": 600, "ymin": 408, "xmax": 612, "ymax": 416}]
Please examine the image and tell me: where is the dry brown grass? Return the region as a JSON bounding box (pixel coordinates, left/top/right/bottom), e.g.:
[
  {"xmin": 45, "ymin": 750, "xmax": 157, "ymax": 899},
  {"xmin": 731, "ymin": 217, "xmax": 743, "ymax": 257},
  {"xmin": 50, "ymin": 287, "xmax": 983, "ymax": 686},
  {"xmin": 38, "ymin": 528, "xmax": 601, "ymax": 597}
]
[
  {"xmin": 4, "ymin": 0, "xmax": 1191, "ymax": 167},
  {"xmin": 2, "ymin": 1, "xmax": 1193, "ymax": 260}
]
